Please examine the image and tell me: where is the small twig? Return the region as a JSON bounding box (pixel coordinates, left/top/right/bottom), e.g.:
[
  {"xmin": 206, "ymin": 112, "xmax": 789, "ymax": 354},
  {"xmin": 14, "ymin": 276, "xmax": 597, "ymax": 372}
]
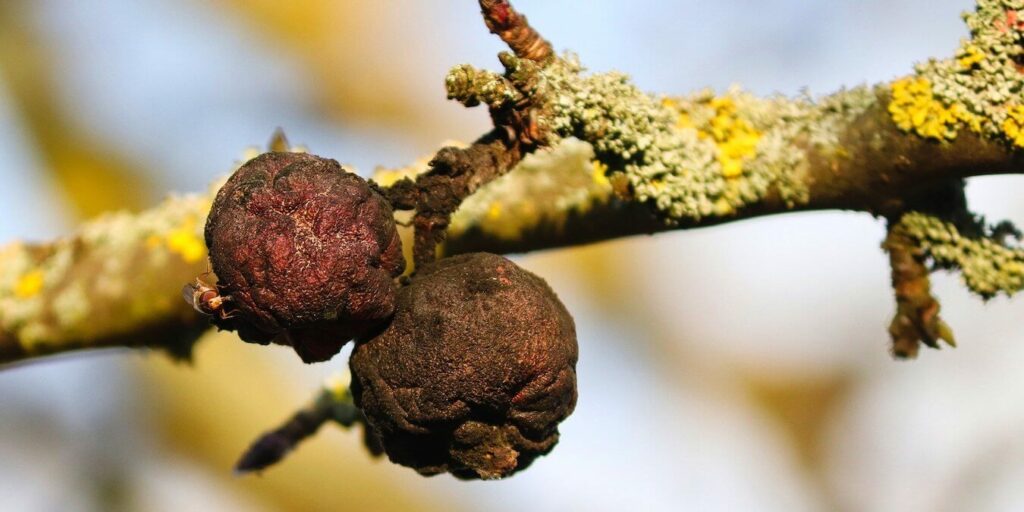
[
  {"xmin": 479, "ymin": 0, "xmax": 553, "ymax": 63},
  {"xmin": 390, "ymin": 0, "xmax": 556, "ymax": 268},
  {"xmin": 409, "ymin": 131, "xmax": 525, "ymax": 267},
  {"xmin": 234, "ymin": 374, "xmax": 372, "ymax": 474},
  {"xmin": 884, "ymin": 221, "xmax": 956, "ymax": 359}
]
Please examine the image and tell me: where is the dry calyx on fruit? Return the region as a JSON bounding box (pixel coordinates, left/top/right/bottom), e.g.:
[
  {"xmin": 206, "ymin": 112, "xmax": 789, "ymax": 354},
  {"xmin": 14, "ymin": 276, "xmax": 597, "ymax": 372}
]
[
  {"xmin": 198, "ymin": 151, "xmax": 404, "ymax": 363},
  {"xmin": 351, "ymin": 252, "xmax": 578, "ymax": 480}
]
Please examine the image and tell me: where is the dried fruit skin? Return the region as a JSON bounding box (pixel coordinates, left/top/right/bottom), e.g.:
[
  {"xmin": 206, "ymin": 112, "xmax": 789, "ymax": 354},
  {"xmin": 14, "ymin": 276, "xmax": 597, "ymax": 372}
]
[
  {"xmin": 350, "ymin": 252, "xmax": 578, "ymax": 479},
  {"xmin": 205, "ymin": 152, "xmax": 404, "ymax": 363}
]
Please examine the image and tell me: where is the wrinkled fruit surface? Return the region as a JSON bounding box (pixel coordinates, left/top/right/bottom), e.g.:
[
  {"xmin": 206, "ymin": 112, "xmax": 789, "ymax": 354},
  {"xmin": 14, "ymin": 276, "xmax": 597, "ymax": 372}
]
[
  {"xmin": 205, "ymin": 152, "xmax": 404, "ymax": 363},
  {"xmin": 350, "ymin": 252, "xmax": 578, "ymax": 479}
]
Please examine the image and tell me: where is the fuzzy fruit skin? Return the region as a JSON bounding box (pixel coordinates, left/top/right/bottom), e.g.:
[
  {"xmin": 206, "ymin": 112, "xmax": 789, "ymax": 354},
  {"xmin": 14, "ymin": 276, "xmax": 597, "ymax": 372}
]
[
  {"xmin": 350, "ymin": 252, "xmax": 578, "ymax": 479},
  {"xmin": 205, "ymin": 152, "xmax": 404, "ymax": 363}
]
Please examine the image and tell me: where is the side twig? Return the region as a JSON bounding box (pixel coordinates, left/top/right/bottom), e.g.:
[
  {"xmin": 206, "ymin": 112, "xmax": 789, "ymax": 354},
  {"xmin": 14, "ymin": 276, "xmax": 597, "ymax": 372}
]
[{"xmin": 235, "ymin": 374, "xmax": 380, "ymax": 474}]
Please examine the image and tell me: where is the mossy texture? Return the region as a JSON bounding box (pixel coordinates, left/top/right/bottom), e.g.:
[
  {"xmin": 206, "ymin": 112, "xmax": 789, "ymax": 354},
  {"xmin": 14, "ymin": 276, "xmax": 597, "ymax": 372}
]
[
  {"xmin": 538, "ymin": 55, "xmax": 877, "ymax": 222},
  {"xmin": 0, "ymin": 191, "xmax": 211, "ymax": 358},
  {"xmin": 891, "ymin": 0, "xmax": 1024, "ymax": 147},
  {"xmin": 895, "ymin": 211, "xmax": 1024, "ymax": 298}
]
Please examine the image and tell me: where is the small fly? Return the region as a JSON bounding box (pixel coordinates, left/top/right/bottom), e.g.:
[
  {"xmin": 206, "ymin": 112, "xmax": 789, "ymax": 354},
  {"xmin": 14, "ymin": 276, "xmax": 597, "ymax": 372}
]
[{"xmin": 183, "ymin": 274, "xmax": 234, "ymax": 320}]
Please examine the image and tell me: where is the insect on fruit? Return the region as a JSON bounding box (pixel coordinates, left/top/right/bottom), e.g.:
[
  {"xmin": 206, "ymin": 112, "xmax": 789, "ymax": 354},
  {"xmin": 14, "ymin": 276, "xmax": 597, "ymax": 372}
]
[{"xmin": 182, "ymin": 275, "xmax": 233, "ymax": 320}]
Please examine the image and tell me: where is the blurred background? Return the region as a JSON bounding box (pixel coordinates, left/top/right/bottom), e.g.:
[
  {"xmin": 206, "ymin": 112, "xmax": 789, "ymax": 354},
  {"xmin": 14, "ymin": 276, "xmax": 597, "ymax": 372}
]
[{"xmin": 2, "ymin": 0, "xmax": 1023, "ymax": 510}]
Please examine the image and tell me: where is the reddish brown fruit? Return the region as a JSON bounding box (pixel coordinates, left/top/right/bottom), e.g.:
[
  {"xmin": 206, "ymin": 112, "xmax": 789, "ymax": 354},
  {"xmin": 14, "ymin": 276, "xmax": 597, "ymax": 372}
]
[
  {"xmin": 350, "ymin": 252, "xmax": 577, "ymax": 479},
  {"xmin": 204, "ymin": 152, "xmax": 404, "ymax": 363}
]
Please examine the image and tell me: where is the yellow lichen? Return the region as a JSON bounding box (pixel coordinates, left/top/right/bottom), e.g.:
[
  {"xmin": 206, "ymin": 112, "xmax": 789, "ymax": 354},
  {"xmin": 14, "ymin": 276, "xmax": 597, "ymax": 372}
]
[
  {"xmin": 591, "ymin": 160, "xmax": 610, "ymax": 187},
  {"xmin": 888, "ymin": 77, "xmax": 961, "ymax": 140},
  {"xmin": 665, "ymin": 97, "xmax": 692, "ymax": 130},
  {"xmin": 664, "ymin": 94, "xmax": 763, "ymax": 179},
  {"xmin": 14, "ymin": 270, "xmax": 44, "ymax": 299},
  {"xmin": 713, "ymin": 197, "xmax": 734, "ymax": 216},
  {"xmin": 486, "ymin": 202, "xmax": 503, "ymax": 220},
  {"xmin": 956, "ymin": 44, "xmax": 985, "ymax": 70},
  {"xmin": 165, "ymin": 218, "xmax": 206, "ymax": 263},
  {"xmin": 324, "ymin": 372, "xmax": 352, "ymax": 401},
  {"xmin": 1003, "ymin": 105, "xmax": 1024, "ymax": 148},
  {"xmin": 372, "ymin": 168, "xmax": 408, "ymax": 187},
  {"xmin": 676, "ymin": 111, "xmax": 693, "ymax": 129},
  {"xmin": 704, "ymin": 97, "xmax": 761, "ymax": 179}
]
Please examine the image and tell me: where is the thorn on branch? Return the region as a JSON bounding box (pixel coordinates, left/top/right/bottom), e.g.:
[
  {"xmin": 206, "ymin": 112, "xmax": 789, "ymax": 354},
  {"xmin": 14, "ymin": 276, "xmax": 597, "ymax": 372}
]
[{"xmin": 479, "ymin": 0, "xmax": 553, "ymax": 63}]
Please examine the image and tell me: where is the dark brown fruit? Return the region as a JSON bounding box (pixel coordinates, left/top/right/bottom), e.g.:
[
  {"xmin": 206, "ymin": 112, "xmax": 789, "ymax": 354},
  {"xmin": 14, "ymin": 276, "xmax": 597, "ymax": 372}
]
[
  {"xmin": 350, "ymin": 252, "xmax": 577, "ymax": 479},
  {"xmin": 205, "ymin": 152, "xmax": 404, "ymax": 363}
]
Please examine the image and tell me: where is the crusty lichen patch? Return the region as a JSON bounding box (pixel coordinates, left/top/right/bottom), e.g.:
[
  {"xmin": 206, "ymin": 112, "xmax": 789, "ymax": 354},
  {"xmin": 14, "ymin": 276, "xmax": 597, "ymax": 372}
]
[
  {"xmin": 1004, "ymin": 104, "xmax": 1024, "ymax": 146},
  {"xmin": 448, "ymin": 138, "xmax": 609, "ymax": 241},
  {"xmin": 895, "ymin": 211, "xmax": 1024, "ymax": 298},
  {"xmin": 0, "ymin": 192, "xmax": 212, "ymax": 354},
  {"xmin": 894, "ymin": 1, "xmax": 1024, "ymax": 147},
  {"xmin": 538, "ymin": 55, "xmax": 876, "ymax": 221},
  {"xmin": 888, "ymin": 77, "xmax": 981, "ymax": 140}
]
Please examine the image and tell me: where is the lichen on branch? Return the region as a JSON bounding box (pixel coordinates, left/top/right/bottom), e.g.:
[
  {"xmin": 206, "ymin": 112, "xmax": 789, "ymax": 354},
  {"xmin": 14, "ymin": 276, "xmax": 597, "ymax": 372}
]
[
  {"xmin": 538, "ymin": 55, "xmax": 881, "ymax": 220},
  {"xmin": 893, "ymin": 211, "xmax": 1024, "ymax": 299},
  {"xmin": 2, "ymin": 0, "xmax": 1024, "ymax": 365},
  {"xmin": 0, "ymin": 190, "xmax": 214, "ymax": 364},
  {"xmin": 889, "ymin": 0, "xmax": 1024, "ymax": 146},
  {"xmin": 444, "ymin": 0, "xmax": 1024, "ymax": 248}
]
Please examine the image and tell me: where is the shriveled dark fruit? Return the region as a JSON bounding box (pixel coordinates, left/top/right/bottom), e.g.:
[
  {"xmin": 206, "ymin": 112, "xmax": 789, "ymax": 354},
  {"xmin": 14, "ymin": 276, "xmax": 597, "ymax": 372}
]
[
  {"xmin": 205, "ymin": 152, "xmax": 404, "ymax": 363},
  {"xmin": 350, "ymin": 252, "xmax": 578, "ymax": 480}
]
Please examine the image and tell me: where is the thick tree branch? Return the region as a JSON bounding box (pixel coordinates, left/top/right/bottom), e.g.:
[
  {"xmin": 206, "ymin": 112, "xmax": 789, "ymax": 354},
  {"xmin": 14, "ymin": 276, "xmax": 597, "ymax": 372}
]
[
  {"xmin": 1, "ymin": 0, "xmax": 1023, "ymax": 364},
  {"xmin": 0, "ymin": 192, "xmax": 214, "ymax": 365},
  {"xmin": 444, "ymin": 97, "xmax": 1024, "ymax": 254}
]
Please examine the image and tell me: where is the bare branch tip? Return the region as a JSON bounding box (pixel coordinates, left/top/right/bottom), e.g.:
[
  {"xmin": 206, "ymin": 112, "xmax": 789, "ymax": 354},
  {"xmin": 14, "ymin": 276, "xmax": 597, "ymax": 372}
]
[{"xmin": 478, "ymin": 0, "xmax": 553, "ymax": 63}]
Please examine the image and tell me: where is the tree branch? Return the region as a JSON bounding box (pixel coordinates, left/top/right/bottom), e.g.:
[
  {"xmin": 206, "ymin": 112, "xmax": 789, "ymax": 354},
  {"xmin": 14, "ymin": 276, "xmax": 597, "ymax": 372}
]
[
  {"xmin": 441, "ymin": 97, "xmax": 1023, "ymax": 255},
  {"xmin": 2, "ymin": 0, "xmax": 1023, "ymax": 365},
  {"xmin": 0, "ymin": 191, "xmax": 214, "ymax": 365},
  {"xmin": 235, "ymin": 372, "xmax": 379, "ymax": 474}
]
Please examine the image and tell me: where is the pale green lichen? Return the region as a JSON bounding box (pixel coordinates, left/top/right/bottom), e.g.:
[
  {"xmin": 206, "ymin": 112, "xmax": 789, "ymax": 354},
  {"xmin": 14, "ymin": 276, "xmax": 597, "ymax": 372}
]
[
  {"xmin": 896, "ymin": 211, "xmax": 1024, "ymax": 298},
  {"xmin": 0, "ymin": 182, "xmax": 219, "ymax": 354},
  {"xmin": 445, "ymin": 52, "xmax": 546, "ymax": 111},
  {"xmin": 449, "ymin": 137, "xmax": 609, "ymax": 241},
  {"xmin": 446, "ymin": 64, "xmax": 523, "ymax": 108},
  {"xmin": 901, "ymin": 0, "xmax": 1024, "ymax": 146},
  {"xmin": 539, "ymin": 55, "xmax": 876, "ymax": 221},
  {"xmin": 52, "ymin": 282, "xmax": 89, "ymax": 330}
]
